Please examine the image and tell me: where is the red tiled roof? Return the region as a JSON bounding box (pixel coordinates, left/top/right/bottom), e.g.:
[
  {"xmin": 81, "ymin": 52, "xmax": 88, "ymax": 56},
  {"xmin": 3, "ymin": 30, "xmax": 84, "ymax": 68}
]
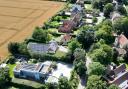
[
  {"xmin": 62, "ymin": 34, "xmax": 72, "ymax": 42},
  {"xmin": 58, "ymin": 20, "xmax": 76, "ymax": 33},
  {"xmin": 118, "ymin": 34, "xmax": 128, "ymax": 47}
]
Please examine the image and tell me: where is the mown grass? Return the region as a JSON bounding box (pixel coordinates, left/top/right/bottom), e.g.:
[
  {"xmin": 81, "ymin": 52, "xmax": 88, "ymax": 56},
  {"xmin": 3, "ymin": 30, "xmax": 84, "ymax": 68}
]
[
  {"xmin": 54, "ymin": 49, "xmax": 66, "ymax": 58},
  {"xmin": 84, "ymin": 4, "xmax": 92, "ymax": 10},
  {"xmin": 8, "ymin": 64, "xmax": 16, "ymax": 78},
  {"xmin": 12, "ymin": 78, "xmax": 44, "ymax": 89}
]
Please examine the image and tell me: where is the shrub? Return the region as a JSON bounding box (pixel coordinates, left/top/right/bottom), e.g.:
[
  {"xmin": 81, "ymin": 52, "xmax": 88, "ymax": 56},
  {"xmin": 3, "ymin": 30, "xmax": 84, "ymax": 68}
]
[
  {"xmin": 92, "ymin": 17, "xmax": 98, "ymax": 23},
  {"xmin": 51, "ymin": 62, "xmax": 57, "ymax": 70},
  {"xmin": 69, "ymin": 70, "xmax": 79, "ymax": 89}
]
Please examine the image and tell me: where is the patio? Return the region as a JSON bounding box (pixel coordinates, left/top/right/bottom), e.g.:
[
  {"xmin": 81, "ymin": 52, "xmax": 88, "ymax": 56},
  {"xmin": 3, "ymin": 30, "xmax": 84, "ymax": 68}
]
[{"xmin": 45, "ymin": 62, "xmax": 73, "ymax": 83}]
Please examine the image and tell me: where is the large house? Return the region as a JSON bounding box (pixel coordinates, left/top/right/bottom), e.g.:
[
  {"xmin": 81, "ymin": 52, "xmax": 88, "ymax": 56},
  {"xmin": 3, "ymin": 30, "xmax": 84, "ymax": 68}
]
[
  {"xmin": 14, "ymin": 61, "xmax": 52, "ymax": 81},
  {"xmin": 114, "ymin": 34, "xmax": 128, "ymax": 49},
  {"xmin": 58, "ymin": 13, "xmax": 81, "ymax": 33},
  {"xmin": 27, "ymin": 41, "xmax": 58, "ymax": 54},
  {"xmin": 60, "ymin": 34, "xmax": 72, "ymax": 45},
  {"xmin": 103, "ymin": 64, "xmax": 128, "ymax": 89},
  {"xmin": 113, "ymin": 34, "xmax": 128, "ymax": 56},
  {"xmin": 70, "ymin": 4, "xmax": 83, "ymax": 15}
]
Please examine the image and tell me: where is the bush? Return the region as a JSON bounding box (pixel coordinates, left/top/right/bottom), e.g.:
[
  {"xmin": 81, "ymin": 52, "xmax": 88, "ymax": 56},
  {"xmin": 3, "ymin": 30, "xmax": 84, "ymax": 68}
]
[
  {"xmin": 92, "ymin": 17, "xmax": 98, "ymax": 23},
  {"xmin": 92, "ymin": 9, "xmax": 100, "ymax": 17},
  {"xmin": 8, "ymin": 56, "xmax": 16, "ymax": 64},
  {"xmin": 69, "ymin": 70, "xmax": 79, "ymax": 89},
  {"xmin": 88, "ymin": 62, "xmax": 106, "ymax": 76},
  {"xmin": 30, "ymin": 52, "xmax": 72, "ymax": 63},
  {"xmin": 103, "ymin": 3, "xmax": 114, "ymax": 17},
  {"xmin": 51, "ymin": 62, "xmax": 57, "ymax": 70},
  {"xmin": 117, "ymin": 5, "xmax": 127, "ymax": 15}
]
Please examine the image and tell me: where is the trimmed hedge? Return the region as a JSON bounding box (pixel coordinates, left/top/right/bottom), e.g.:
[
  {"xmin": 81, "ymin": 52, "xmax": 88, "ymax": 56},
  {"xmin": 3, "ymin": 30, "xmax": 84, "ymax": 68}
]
[{"xmin": 30, "ymin": 52, "xmax": 73, "ymax": 63}]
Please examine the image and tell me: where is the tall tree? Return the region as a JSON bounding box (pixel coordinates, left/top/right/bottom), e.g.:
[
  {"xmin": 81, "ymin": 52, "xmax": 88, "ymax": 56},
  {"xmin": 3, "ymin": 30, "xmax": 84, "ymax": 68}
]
[
  {"xmin": 103, "ymin": 3, "xmax": 114, "ymax": 17},
  {"xmin": 113, "ymin": 17, "xmax": 128, "ymax": 38},
  {"xmin": 68, "ymin": 39, "xmax": 81, "ymax": 53},
  {"xmin": 69, "ymin": 0, "xmax": 77, "ymax": 3},
  {"xmin": 32, "ymin": 27, "xmax": 51, "ymax": 43},
  {"xmin": 117, "ymin": 5, "xmax": 127, "ymax": 15},
  {"xmin": 74, "ymin": 60, "xmax": 87, "ymax": 77},
  {"xmin": 108, "ymin": 84, "xmax": 120, "ymax": 89},
  {"xmin": 87, "ymin": 75, "xmax": 107, "ymax": 89},
  {"xmin": 0, "ymin": 67, "xmax": 11, "ymax": 88},
  {"xmin": 91, "ymin": 44, "xmax": 113, "ymax": 65},
  {"xmin": 58, "ymin": 76, "xmax": 71, "ymax": 89},
  {"xmin": 88, "ymin": 62, "xmax": 106, "ymax": 76},
  {"xmin": 74, "ymin": 48, "xmax": 86, "ymax": 62},
  {"xmin": 77, "ymin": 26, "xmax": 95, "ymax": 49},
  {"xmin": 8, "ymin": 42, "xmax": 20, "ymax": 54},
  {"xmin": 96, "ymin": 25, "xmax": 114, "ymax": 44}
]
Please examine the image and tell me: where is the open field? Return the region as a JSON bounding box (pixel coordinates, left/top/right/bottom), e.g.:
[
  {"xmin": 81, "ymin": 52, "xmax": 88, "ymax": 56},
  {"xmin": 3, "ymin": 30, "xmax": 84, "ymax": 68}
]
[{"xmin": 0, "ymin": 0, "xmax": 64, "ymax": 61}]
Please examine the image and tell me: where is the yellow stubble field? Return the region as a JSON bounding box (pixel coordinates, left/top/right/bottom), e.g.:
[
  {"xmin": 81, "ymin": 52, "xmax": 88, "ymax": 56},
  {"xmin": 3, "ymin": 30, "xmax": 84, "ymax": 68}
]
[{"xmin": 0, "ymin": 0, "xmax": 64, "ymax": 61}]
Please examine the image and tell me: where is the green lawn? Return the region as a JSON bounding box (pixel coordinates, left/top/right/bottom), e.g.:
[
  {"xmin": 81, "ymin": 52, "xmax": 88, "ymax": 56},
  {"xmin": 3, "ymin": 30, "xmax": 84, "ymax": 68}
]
[
  {"xmin": 49, "ymin": 21, "xmax": 60, "ymax": 27},
  {"xmin": 8, "ymin": 64, "xmax": 16, "ymax": 78},
  {"xmin": 73, "ymin": 30, "xmax": 80, "ymax": 35},
  {"xmin": 96, "ymin": 16, "xmax": 105, "ymax": 25},
  {"xmin": 84, "ymin": 4, "xmax": 92, "ymax": 10},
  {"xmin": 54, "ymin": 49, "xmax": 66, "ymax": 58},
  {"xmin": 12, "ymin": 78, "xmax": 44, "ymax": 89}
]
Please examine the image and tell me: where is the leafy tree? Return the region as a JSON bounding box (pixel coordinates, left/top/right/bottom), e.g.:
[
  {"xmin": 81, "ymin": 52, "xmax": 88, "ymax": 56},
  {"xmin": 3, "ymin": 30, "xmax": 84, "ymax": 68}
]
[
  {"xmin": 74, "ymin": 48, "xmax": 86, "ymax": 62},
  {"xmin": 92, "ymin": 0, "xmax": 112, "ymax": 10},
  {"xmin": 0, "ymin": 67, "xmax": 11, "ymax": 88},
  {"xmin": 88, "ymin": 62, "xmax": 106, "ymax": 76},
  {"xmin": 113, "ymin": 17, "xmax": 128, "ymax": 38},
  {"xmin": 8, "ymin": 42, "xmax": 29, "ymax": 55},
  {"xmin": 69, "ymin": 70, "xmax": 79, "ymax": 89},
  {"xmin": 18, "ymin": 42, "xmax": 29, "ymax": 55},
  {"xmin": 91, "ymin": 44, "xmax": 113, "ymax": 65},
  {"xmin": 96, "ymin": 25, "xmax": 114, "ymax": 44},
  {"xmin": 116, "ymin": 0, "xmax": 123, "ymax": 3},
  {"xmin": 69, "ymin": 0, "xmax": 77, "ymax": 3},
  {"xmin": 73, "ymin": 48, "xmax": 87, "ymax": 77},
  {"xmin": 102, "ymin": 19, "xmax": 113, "ymax": 27},
  {"xmin": 117, "ymin": 5, "xmax": 127, "ymax": 15},
  {"xmin": 108, "ymin": 84, "xmax": 120, "ymax": 89},
  {"xmin": 45, "ymin": 83, "xmax": 58, "ymax": 89},
  {"xmin": 92, "ymin": 17, "xmax": 98, "ymax": 23},
  {"xmin": 123, "ymin": 0, "xmax": 128, "ymax": 4},
  {"xmin": 58, "ymin": 76, "xmax": 71, "ymax": 89},
  {"xmin": 92, "ymin": 0, "xmax": 101, "ymax": 9},
  {"xmin": 32, "ymin": 27, "xmax": 51, "ymax": 43},
  {"xmin": 102, "ymin": 0, "xmax": 113, "ymax": 4},
  {"xmin": 103, "ymin": 3, "xmax": 114, "ymax": 17},
  {"xmin": 8, "ymin": 42, "xmax": 20, "ymax": 54},
  {"xmin": 74, "ymin": 60, "xmax": 87, "ymax": 76},
  {"xmin": 112, "ymin": 48, "xmax": 119, "ymax": 62},
  {"xmin": 8, "ymin": 56, "xmax": 16, "ymax": 64},
  {"xmin": 87, "ymin": 75, "xmax": 107, "ymax": 89},
  {"xmin": 77, "ymin": 26, "xmax": 95, "ymax": 49},
  {"xmin": 68, "ymin": 39, "xmax": 81, "ymax": 53},
  {"xmin": 89, "ymin": 39, "xmax": 106, "ymax": 52}
]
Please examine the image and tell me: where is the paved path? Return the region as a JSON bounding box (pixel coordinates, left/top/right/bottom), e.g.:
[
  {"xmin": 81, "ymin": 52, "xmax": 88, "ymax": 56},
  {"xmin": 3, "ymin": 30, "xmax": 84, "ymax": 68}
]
[
  {"xmin": 86, "ymin": 56, "xmax": 92, "ymax": 69},
  {"xmin": 78, "ymin": 77, "xmax": 86, "ymax": 89},
  {"xmin": 77, "ymin": 56, "xmax": 92, "ymax": 89}
]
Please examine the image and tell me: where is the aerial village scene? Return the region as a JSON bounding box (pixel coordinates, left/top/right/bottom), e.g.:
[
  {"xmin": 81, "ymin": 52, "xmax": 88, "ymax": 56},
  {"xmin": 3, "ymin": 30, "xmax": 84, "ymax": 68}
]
[{"xmin": 0, "ymin": 0, "xmax": 128, "ymax": 89}]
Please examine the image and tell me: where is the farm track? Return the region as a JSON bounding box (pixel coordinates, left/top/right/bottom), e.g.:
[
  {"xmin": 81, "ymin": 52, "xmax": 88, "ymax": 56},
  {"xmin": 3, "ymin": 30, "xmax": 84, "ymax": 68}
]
[{"xmin": 0, "ymin": 0, "xmax": 64, "ymax": 61}]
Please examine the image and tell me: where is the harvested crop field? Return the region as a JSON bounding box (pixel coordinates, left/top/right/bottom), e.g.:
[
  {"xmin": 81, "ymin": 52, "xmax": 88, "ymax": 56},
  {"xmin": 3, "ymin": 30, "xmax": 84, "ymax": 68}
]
[{"xmin": 0, "ymin": 0, "xmax": 64, "ymax": 61}]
